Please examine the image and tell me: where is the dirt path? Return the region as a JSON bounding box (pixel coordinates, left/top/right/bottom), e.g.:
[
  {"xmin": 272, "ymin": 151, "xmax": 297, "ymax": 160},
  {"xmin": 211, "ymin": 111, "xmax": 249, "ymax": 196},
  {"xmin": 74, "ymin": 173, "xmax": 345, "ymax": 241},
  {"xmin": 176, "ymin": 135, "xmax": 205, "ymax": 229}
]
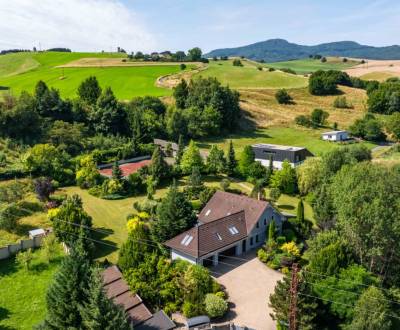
[{"xmin": 156, "ymin": 63, "xmax": 208, "ymax": 89}]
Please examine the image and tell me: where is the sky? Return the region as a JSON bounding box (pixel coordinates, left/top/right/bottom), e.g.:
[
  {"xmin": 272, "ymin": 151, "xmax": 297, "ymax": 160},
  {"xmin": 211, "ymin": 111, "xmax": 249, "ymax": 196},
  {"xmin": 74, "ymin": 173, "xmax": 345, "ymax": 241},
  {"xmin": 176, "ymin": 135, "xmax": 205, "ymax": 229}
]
[{"xmin": 0, "ymin": 0, "xmax": 399, "ymax": 53}]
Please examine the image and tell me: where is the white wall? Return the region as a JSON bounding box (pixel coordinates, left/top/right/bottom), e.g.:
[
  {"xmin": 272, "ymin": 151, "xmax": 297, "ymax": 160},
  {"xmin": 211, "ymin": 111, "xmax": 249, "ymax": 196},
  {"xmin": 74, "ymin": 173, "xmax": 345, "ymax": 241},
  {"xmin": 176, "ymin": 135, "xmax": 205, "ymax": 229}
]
[
  {"xmin": 171, "ymin": 250, "xmax": 198, "ymax": 264},
  {"xmin": 322, "ymin": 132, "xmax": 348, "ymax": 141},
  {"xmin": 255, "ymin": 158, "xmax": 302, "ymax": 169}
]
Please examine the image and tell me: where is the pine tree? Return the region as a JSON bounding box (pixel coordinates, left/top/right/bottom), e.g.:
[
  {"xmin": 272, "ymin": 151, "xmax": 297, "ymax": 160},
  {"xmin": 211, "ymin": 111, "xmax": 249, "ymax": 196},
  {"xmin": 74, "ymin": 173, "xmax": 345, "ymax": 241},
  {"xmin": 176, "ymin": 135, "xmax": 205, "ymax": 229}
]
[
  {"xmin": 153, "ymin": 183, "xmax": 196, "ymax": 242},
  {"xmin": 80, "ymin": 268, "xmax": 131, "ymax": 330},
  {"xmin": 225, "ymin": 140, "xmax": 237, "ymax": 176},
  {"xmin": 296, "ymin": 199, "xmax": 304, "ymax": 224},
  {"xmin": 176, "ymin": 134, "xmax": 185, "ymax": 165},
  {"xmin": 238, "ymin": 145, "xmax": 255, "ymax": 178},
  {"xmin": 268, "ymin": 220, "xmax": 276, "ymax": 242},
  {"xmin": 42, "ymin": 242, "xmax": 92, "ymax": 329},
  {"xmin": 206, "ymin": 145, "xmax": 225, "ymax": 174},
  {"xmin": 150, "ymin": 146, "xmax": 168, "ymax": 182},
  {"xmin": 131, "ymin": 112, "xmax": 142, "ymax": 153},
  {"xmin": 180, "ymin": 140, "xmax": 203, "ymax": 174},
  {"xmin": 112, "ymin": 161, "xmax": 123, "ymax": 182}
]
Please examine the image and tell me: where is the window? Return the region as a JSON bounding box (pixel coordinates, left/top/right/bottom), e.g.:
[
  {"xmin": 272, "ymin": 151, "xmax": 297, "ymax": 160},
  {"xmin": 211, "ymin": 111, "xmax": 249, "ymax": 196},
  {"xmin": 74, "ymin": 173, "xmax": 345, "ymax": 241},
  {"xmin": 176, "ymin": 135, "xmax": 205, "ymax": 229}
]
[
  {"xmin": 256, "ymin": 222, "xmax": 259, "ymax": 229},
  {"xmin": 264, "ymin": 218, "xmax": 267, "ymax": 226},
  {"xmin": 216, "ymin": 233, "xmax": 222, "ymax": 241},
  {"xmin": 205, "ymin": 209, "xmax": 211, "ymax": 216},
  {"xmin": 228, "ymin": 226, "xmax": 239, "ymax": 235},
  {"xmin": 271, "ymin": 215, "xmax": 274, "ymax": 221},
  {"xmin": 250, "ymin": 237, "xmax": 254, "ymax": 246},
  {"xmin": 256, "ymin": 235, "xmax": 259, "ymax": 243},
  {"xmin": 181, "ymin": 235, "xmax": 193, "ymax": 246}
]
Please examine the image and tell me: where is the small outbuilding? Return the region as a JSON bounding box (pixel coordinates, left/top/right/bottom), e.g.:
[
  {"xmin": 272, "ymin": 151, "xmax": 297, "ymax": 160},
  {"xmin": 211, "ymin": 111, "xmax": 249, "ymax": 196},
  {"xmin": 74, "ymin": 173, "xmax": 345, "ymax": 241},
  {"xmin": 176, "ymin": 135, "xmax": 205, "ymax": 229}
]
[{"xmin": 321, "ymin": 130, "xmax": 349, "ymax": 142}]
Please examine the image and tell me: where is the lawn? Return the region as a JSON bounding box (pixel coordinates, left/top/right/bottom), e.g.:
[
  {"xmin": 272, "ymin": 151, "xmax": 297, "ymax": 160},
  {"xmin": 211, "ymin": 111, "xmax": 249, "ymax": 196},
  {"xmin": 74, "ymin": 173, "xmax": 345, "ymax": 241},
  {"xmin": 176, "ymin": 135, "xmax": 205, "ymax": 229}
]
[
  {"xmin": 195, "ymin": 59, "xmax": 307, "ymax": 89},
  {"xmin": 0, "ymin": 52, "xmax": 187, "ymax": 100},
  {"xmin": 0, "ymin": 249, "xmax": 63, "ymax": 330},
  {"xmin": 239, "ymin": 86, "xmax": 368, "ymax": 129},
  {"xmin": 197, "ymin": 127, "xmax": 376, "ymax": 156},
  {"xmin": 266, "ymin": 57, "xmax": 359, "ymax": 74}
]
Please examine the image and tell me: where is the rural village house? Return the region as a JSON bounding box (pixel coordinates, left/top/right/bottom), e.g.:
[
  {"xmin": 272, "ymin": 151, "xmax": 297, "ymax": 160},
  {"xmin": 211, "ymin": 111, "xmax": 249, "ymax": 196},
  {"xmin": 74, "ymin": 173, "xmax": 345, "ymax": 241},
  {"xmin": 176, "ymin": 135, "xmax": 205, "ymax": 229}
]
[
  {"xmin": 164, "ymin": 191, "xmax": 285, "ymax": 266},
  {"xmin": 252, "ymin": 143, "xmax": 313, "ymax": 169},
  {"xmin": 321, "ymin": 130, "xmax": 349, "ymax": 142}
]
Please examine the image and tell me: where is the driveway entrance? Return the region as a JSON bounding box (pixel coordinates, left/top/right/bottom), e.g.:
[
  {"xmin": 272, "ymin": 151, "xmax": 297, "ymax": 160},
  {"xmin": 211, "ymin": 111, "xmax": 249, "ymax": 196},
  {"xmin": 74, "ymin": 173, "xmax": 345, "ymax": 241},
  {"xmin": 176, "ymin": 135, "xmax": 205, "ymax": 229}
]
[{"xmin": 209, "ymin": 251, "xmax": 283, "ymax": 330}]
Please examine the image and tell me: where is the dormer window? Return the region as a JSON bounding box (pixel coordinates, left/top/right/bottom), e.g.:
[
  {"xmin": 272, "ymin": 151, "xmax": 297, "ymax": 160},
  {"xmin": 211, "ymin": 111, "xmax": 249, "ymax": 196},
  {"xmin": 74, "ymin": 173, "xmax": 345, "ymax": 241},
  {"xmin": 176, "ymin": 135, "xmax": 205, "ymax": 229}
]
[
  {"xmin": 205, "ymin": 209, "xmax": 211, "ymax": 216},
  {"xmin": 216, "ymin": 233, "xmax": 222, "ymax": 241}
]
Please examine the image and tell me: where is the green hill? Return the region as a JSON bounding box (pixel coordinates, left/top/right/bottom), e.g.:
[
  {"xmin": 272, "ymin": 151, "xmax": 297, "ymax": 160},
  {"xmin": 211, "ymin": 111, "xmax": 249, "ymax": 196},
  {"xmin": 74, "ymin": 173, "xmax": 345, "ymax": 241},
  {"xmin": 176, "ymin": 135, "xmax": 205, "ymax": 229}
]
[
  {"xmin": 195, "ymin": 59, "xmax": 307, "ymax": 89},
  {"xmin": 206, "ymin": 39, "xmax": 400, "ymax": 62},
  {"xmin": 0, "ymin": 52, "xmax": 187, "ymax": 99}
]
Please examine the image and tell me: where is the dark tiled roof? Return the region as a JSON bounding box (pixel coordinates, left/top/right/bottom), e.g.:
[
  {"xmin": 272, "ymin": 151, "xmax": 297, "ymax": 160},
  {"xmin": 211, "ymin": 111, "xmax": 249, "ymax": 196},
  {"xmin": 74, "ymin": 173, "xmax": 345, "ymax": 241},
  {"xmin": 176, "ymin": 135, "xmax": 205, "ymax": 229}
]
[
  {"xmin": 102, "ymin": 266, "xmax": 152, "ymax": 326},
  {"xmin": 198, "ymin": 191, "xmax": 269, "ymax": 234},
  {"xmin": 164, "ymin": 210, "xmax": 247, "ymax": 258},
  {"xmin": 252, "ymin": 144, "xmax": 314, "ymax": 163},
  {"xmin": 136, "ymin": 310, "xmax": 176, "ymax": 330}
]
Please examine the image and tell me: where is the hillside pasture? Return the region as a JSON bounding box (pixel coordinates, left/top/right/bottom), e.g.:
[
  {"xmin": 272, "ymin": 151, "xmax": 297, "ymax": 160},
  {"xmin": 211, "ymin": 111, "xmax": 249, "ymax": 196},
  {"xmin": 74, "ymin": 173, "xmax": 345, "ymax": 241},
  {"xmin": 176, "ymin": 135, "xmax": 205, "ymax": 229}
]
[
  {"xmin": 266, "ymin": 57, "xmax": 359, "ymax": 74},
  {"xmin": 0, "ymin": 52, "xmax": 187, "ymax": 99},
  {"xmin": 360, "ymin": 71, "xmax": 399, "ymax": 81},
  {"xmin": 194, "ymin": 59, "xmax": 308, "ymax": 89},
  {"xmin": 345, "ymin": 59, "xmax": 400, "ymax": 78},
  {"xmin": 239, "ymin": 86, "xmax": 368, "ymax": 129}
]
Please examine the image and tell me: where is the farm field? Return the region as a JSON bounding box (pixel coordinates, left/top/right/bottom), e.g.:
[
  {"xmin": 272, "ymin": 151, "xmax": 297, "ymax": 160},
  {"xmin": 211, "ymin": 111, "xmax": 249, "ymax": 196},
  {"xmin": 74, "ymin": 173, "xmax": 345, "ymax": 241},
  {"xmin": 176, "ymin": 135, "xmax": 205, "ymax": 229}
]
[
  {"xmin": 239, "ymin": 85, "xmax": 368, "ymax": 128},
  {"xmin": 265, "ymin": 57, "xmax": 359, "ymax": 74},
  {"xmin": 360, "ymin": 71, "xmax": 398, "ymax": 81},
  {"xmin": 0, "ymin": 52, "xmax": 189, "ymax": 99},
  {"xmin": 0, "ymin": 249, "xmax": 63, "ymax": 330},
  {"xmin": 197, "ymin": 126, "xmax": 376, "ymax": 156},
  {"xmin": 344, "ymin": 59, "xmax": 400, "ymax": 78},
  {"xmin": 194, "ymin": 59, "xmax": 308, "ymax": 89}
]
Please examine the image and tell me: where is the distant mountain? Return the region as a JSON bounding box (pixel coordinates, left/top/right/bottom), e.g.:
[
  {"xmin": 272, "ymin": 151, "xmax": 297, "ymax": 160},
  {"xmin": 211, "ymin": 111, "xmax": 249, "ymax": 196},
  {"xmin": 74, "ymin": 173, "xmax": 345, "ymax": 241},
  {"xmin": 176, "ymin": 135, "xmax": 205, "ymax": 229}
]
[{"xmin": 205, "ymin": 39, "xmax": 400, "ymax": 62}]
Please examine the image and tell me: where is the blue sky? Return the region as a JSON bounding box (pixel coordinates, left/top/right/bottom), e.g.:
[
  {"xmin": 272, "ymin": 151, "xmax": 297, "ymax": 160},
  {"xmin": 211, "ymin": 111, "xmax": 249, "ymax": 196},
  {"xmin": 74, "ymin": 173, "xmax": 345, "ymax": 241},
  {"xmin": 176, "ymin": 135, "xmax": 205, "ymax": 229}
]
[{"xmin": 1, "ymin": 0, "xmax": 399, "ymax": 52}]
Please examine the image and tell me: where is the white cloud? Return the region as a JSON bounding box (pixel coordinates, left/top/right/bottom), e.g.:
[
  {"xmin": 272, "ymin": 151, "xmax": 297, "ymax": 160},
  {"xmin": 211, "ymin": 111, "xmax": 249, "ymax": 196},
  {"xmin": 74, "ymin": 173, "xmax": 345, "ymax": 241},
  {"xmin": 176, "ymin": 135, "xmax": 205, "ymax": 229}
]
[{"xmin": 0, "ymin": 0, "xmax": 156, "ymax": 52}]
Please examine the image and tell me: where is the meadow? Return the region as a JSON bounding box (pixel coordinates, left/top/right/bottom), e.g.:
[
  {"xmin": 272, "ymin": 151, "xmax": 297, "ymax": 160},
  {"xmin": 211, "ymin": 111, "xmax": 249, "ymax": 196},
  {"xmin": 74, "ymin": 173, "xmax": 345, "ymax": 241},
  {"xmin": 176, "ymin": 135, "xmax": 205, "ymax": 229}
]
[
  {"xmin": 194, "ymin": 59, "xmax": 308, "ymax": 89},
  {"xmin": 266, "ymin": 57, "xmax": 358, "ymax": 74},
  {"xmin": 0, "ymin": 52, "xmax": 189, "ymax": 99}
]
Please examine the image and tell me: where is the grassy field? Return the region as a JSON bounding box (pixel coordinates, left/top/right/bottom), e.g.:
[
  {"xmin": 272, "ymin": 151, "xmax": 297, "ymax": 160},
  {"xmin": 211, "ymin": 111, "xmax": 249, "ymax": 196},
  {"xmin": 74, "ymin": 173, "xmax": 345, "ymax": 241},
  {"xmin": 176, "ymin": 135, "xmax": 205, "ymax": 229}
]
[
  {"xmin": 0, "ymin": 249, "xmax": 63, "ymax": 330},
  {"xmin": 239, "ymin": 85, "xmax": 368, "ymax": 128},
  {"xmin": 197, "ymin": 126, "xmax": 376, "ymax": 156},
  {"xmin": 195, "ymin": 59, "xmax": 308, "ymax": 89},
  {"xmin": 0, "ymin": 52, "xmax": 188, "ymax": 99},
  {"xmin": 266, "ymin": 57, "xmax": 359, "ymax": 74},
  {"xmin": 360, "ymin": 71, "xmax": 398, "ymax": 81}
]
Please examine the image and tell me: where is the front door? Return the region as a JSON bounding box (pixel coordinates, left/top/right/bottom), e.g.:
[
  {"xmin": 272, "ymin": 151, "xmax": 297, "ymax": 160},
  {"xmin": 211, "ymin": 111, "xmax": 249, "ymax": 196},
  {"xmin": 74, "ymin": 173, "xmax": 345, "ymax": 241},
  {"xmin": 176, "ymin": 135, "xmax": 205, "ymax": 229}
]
[{"xmin": 242, "ymin": 239, "xmax": 246, "ymax": 253}]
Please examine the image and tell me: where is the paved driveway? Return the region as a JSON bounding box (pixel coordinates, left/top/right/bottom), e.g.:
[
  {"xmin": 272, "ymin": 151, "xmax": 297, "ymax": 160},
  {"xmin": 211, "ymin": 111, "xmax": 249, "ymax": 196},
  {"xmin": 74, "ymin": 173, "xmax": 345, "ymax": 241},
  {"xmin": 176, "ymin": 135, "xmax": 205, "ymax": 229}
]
[{"xmin": 209, "ymin": 251, "xmax": 283, "ymax": 330}]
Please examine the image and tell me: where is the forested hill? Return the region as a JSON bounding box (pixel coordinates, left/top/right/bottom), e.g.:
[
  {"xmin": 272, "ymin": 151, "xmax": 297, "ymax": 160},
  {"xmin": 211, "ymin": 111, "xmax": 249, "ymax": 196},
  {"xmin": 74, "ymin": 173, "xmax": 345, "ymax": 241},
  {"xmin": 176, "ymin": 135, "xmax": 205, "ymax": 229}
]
[{"xmin": 205, "ymin": 39, "xmax": 400, "ymax": 62}]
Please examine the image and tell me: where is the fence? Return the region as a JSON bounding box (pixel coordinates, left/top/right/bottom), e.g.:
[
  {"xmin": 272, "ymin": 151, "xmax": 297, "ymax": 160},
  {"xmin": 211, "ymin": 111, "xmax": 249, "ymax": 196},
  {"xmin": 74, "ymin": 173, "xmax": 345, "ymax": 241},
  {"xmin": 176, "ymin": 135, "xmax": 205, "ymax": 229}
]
[{"xmin": 0, "ymin": 235, "xmax": 44, "ymax": 260}]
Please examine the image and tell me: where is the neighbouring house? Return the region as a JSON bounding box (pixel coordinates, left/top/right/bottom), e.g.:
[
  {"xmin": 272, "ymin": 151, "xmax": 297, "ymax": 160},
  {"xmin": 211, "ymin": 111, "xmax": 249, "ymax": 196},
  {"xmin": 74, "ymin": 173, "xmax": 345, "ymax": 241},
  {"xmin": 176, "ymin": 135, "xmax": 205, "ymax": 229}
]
[
  {"xmin": 252, "ymin": 143, "xmax": 314, "ymax": 169},
  {"xmin": 154, "ymin": 139, "xmax": 179, "ymax": 157},
  {"xmin": 102, "ymin": 266, "xmax": 175, "ymax": 330},
  {"xmin": 321, "ymin": 130, "xmax": 349, "ymax": 142},
  {"xmin": 98, "ymin": 156, "xmax": 151, "ymax": 178},
  {"xmin": 164, "ymin": 191, "xmax": 285, "ymax": 266}
]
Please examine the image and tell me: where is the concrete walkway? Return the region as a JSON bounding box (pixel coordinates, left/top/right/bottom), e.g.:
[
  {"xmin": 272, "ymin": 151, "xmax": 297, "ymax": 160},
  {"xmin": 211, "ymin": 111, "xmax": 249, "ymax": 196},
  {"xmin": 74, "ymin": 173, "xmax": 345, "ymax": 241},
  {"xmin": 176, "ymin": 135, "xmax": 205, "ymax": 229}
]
[{"xmin": 209, "ymin": 251, "xmax": 283, "ymax": 330}]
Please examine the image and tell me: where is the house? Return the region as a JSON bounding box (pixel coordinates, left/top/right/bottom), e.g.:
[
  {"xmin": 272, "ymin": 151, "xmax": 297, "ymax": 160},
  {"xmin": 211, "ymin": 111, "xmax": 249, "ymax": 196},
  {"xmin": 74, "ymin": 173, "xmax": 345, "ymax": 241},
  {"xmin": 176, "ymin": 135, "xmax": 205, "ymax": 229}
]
[
  {"xmin": 164, "ymin": 191, "xmax": 285, "ymax": 266},
  {"xmin": 321, "ymin": 130, "xmax": 349, "ymax": 142},
  {"xmin": 154, "ymin": 139, "xmax": 179, "ymax": 157},
  {"xmin": 102, "ymin": 266, "xmax": 175, "ymax": 330},
  {"xmin": 252, "ymin": 143, "xmax": 314, "ymax": 169},
  {"xmin": 98, "ymin": 156, "xmax": 151, "ymax": 178}
]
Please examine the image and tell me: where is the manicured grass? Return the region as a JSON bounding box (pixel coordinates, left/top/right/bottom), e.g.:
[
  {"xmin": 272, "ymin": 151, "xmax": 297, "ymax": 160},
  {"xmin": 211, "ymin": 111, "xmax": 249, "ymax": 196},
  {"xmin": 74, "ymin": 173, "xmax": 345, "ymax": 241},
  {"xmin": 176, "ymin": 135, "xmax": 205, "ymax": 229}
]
[
  {"xmin": 196, "ymin": 59, "xmax": 307, "ymax": 89},
  {"xmin": 0, "ymin": 52, "xmax": 187, "ymax": 100},
  {"xmin": 0, "ymin": 52, "xmax": 39, "ymax": 77},
  {"xmin": 0, "ymin": 249, "xmax": 63, "ymax": 330},
  {"xmin": 239, "ymin": 86, "xmax": 368, "ymax": 129},
  {"xmin": 197, "ymin": 127, "xmax": 376, "ymax": 156},
  {"xmin": 266, "ymin": 57, "xmax": 359, "ymax": 74}
]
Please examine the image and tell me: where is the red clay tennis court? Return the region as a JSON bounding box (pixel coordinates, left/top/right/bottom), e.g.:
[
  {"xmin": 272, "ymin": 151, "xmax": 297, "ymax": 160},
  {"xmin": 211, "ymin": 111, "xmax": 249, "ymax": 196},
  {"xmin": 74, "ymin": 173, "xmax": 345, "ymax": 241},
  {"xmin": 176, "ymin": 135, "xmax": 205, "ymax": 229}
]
[{"xmin": 99, "ymin": 159, "xmax": 151, "ymax": 177}]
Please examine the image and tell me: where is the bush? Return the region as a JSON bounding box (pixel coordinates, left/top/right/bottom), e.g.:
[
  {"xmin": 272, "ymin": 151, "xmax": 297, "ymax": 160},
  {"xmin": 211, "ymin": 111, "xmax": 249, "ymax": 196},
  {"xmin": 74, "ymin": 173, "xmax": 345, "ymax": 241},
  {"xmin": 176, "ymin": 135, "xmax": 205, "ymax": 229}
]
[
  {"xmin": 16, "ymin": 248, "xmax": 34, "ymax": 270},
  {"xmin": 275, "ymin": 89, "xmax": 293, "ymax": 104},
  {"xmin": 295, "ymin": 115, "xmax": 312, "ymax": 127},
  {"xmin": 232, "ymin": 59, "xmax": 243, "ymax": 67},
  {"xmin": 311, "ymin": 108, "xmax": 329, "ymax": 127},
  {"xmin": 276, "ymin": 236, "xmax": 286, "ymax": 245},
  {"xmin": 204, "ymin": 294, "xmax": 228, "ymax": 318},
  {"xmin": 182, "ymin": 301, "xmax": 200, "ymax": 318},
  {"xmin": 333, "ymin": 96, "xmax": 353, "ymax": 109},
  {"xmin": 257, "ymin": 248, "xmax": 269, "ymax": 263},
  {"xmin": 220, "ymin": 178, "xmax": 230, "ymax": 191},
  {"xmin": 268, "ymin": 67, "xmax": 275, "ymax": 72},
  {"xmin": 309, "ymin": 70, "xmax": 339, "ymax": 95},
  {"xmin": 280, "ymin": 68, "xmax": 296, "ymax": 75},
  {"xmin": 180, "ymin": 63, "xmax": 186, "ymax": 70},
  {"xmin": 282, "ymin": 229, "xmax": 297, "ymax": 242}
]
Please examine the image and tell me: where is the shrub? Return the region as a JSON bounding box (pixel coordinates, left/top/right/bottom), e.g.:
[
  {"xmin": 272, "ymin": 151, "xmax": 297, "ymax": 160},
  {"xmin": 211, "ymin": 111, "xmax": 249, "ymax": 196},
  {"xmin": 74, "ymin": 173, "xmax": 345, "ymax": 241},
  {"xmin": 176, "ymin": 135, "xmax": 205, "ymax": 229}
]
[
  {"xmin": 275, "ymin": 89, "xmax": 293, "ymax": 104},
  {"xmin": 295, "ymin": 115, "xmax": 312, "ymax": 127},
  {"xmin": 333, "ymin": 96, "xmax": 353, "ymax": 109},
  {"xmin": 182, "ymin": 301, "xmax": 200, "ymax": 318},
  {"xmin": 16, "ymin": 248, "xmax": 34, "ymax": 270},
  {"xmin": 215, "ymin": 291, "xmax": 226, "ymax": 299},
  {"xmin": 204, "ymin": 294, "xmax": 228, "ymax": 318},
  {"xmin": 180, "ymin": 63, "xmax": 186, "ymax": 70},
  {"xmin": 282, "ymin": 229, "xmax": 297, "ymax": 242},
  {"xmin": 268, "ymin": 67, "xmax": 275, "ymax": 72},
  {"xmin": 220, "ymin": 178, "xmax": 230, "ymax": 191},
  {"xmin": 41, "ymin": 234, "xmax": 60, "ymax": 263},
  {"xmin": 276, "ymin": 236, "xmax": 286, "ymax": 245},
  {"xmin": 321, "ymin": 57, "xmax": 327, "ymax": 63},
  {"xmin": 311, "ymin": 108, "xmax": 329, "ymax": 127},
  {"xmin": 309, "ymin": 70, "xmax": 338, "ymax": 95},
  {"xmin": 257, "ymin": 248, "xmax": 269, "ymax": 263},
  {"xmin": 281, "ymin": 241, "xmax": 300, "ymax": 258},
  {"xmin": 280, "ymin": 68, "xmax": 296, "ymax": 75},
  {"xmin": 232, "ymin": 59, "xmax": 243, "ymax": 67},
  {"xmin": 257, "ymin": 66, "xmax": 263, "ymax": 71},
  {"xmin": 269, "ymin": 187, "xmax": 281, "ymax": 202}
]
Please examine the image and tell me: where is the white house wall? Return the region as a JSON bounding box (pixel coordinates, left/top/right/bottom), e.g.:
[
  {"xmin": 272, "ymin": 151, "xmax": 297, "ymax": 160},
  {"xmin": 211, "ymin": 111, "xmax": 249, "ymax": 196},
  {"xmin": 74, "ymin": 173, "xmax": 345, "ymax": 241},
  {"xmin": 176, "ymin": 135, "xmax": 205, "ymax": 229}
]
[{"xmin": 255, "ymin": 158, "xmax": 302, "ymax": 170}]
